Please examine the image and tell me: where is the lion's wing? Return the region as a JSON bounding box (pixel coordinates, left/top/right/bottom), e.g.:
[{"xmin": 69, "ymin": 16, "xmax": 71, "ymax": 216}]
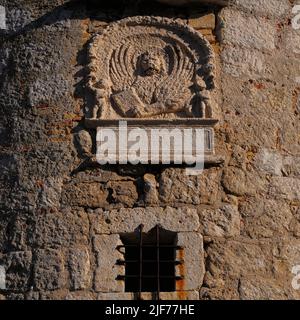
[
  {"xmin": 110, "ymin": 44, "xmax": 135, "ymax": 92},
  {"xmin": 155, "ymin": 45, "xmax": 194, "ymax": 106}
]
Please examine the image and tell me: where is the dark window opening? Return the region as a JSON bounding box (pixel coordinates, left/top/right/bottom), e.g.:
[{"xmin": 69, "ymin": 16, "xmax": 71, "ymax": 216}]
[{"xmin": 117, "ymin": 224, "xmax": 183, "ymax": 298}]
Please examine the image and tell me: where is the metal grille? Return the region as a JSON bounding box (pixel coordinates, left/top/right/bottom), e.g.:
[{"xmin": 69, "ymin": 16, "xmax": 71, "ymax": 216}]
[{"xmin": 117, "ymin": 224, "xmax": 184, "ymax": 300}]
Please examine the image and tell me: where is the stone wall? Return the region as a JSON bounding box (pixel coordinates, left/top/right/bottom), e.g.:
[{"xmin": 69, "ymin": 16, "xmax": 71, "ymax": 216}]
[{"xmin": 0, "ymin": 0, "xmax": 300, "ymax": 300}]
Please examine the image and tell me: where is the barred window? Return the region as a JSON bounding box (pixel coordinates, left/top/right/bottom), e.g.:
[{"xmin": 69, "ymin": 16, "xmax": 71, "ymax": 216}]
[{"xmin": 117, "ymin": 225, "xmax": 184, "ymax": 299}]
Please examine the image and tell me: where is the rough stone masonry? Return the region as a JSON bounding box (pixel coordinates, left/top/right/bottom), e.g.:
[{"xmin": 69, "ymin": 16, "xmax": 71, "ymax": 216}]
[{"xmin": 0, "ymin": 0, "xmax": 300, "ymax": 300}]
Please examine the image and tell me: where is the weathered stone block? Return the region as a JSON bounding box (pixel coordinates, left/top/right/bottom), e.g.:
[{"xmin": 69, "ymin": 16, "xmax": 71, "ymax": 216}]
[
  {"xmin": 199, "ymin": 204, "xmax": 240, "ymax": 238},
  {"xmin": 4, "ymin": 293, "xmax": 25, "ymax": 300},
  {"xmin": 206, "ymin": 239, "xmax": 274, "ymax": 279},
  {"xmin": 290, "ymin": 207, "xmax": 300, "ymax": 238},
  {"xmin": 159, "ymin": 168, "xmax": 221, "ymax": 205},
  {"xmin": 0, "ymin": 154, "xmax": 17, "ymax": 184},
  {"xmin": 68, "ymin": 247, "xmax": 90, "ymax": 290},
  {"xmin": 239, "ymin": 277, "xmax": 291, "ymax": 300},
  {"xmin": 221, "ymin": 46, "xmax": 266, "ymax": 78},
  {"xmin": 25, "ymin": 291, "xmax": 40, "ymax": 300},
  {"xmin": 106, "ymin": 180, "xmax": 138, "ymax": 207},
  {"xmin": 6, "ymin": 214, "xmax": 32, "ymax": 251},
  {"xmin": 39, "ymin": 177, "xmax": 63, "ymax": 209},
  {"xmin": 28, "ymin": 75, "xmax": 72, "ymax": 107},
  {"xmin": 176, "ymin": 233, "xmax": 205, "ymax": 291},
  {"xmin": 93, "ymin": 234, "xmax": 124, "ymax": 292},
  {"xmin": 219, "ymin": 8, "xmax": 276, "ymax": 51},
  {"xmin": 230, "ymin": 0, "xmax": 291, "ymax": 18},
  {"xmin": 188, "ymin": 13, "xmax": 215, "ymax": 29},
  {"xmin": 33, "ymin": 249, "xmax": 66, "ymax": 291},
  {"xmin": 4, "ymin": 6, "xmax": 33, "ymax": 33},
  {"xmin": 0, "ymin": 6, "xmax": 6, "ymax": 30},
  {"xmin": 74, "ymin": 129, "xmax": 93, "ymax": 157},
  {"xmin": 240, "ymin": 199, "xmax": 293, "ymax": 239},
  {"xmin": 283, "ymin": 28, "xmax": 300, "ymax": 56},
  {"xmin": 222, "ymin": 166, "xmax": 267, "ymax": 196},
  {"xmin": 65, "ymin": 291, "xmax": 95, "ymax": 300},
  {"xmin": 39, "ymin": 289, "xmax": 69, "ymax": 300},
  {"xmin": 221, "ymin": 87, "xmax": 285, "ymax": 149},
  {"xmin": 34, "ymin": 208, "xmax": 89, "ymax": 247},
  {"xmin": 90, "ymin": 206, "xmax": 200, "ymax": 234},
  {"xmin": 282, "ymin": 155, "xmax": 300, "ymax": 177},
  {"xmin": 0, "ymin": 46, "xmax": 9, "ymax": 77},
  {"xmin": 227, "ymin": 144, "xmax": 249, "ymax": 168},
  {"xmin": 143, "ymin": 173, "xmax": 159, "ymax": 205},
  {"xmin": 62, "ymin": 182, "xmax": 109, "ymax": 208},
  {"xmin": 269, "ymin": 177, "xmax": 300, "ymax": 201},
  {"xmin": 254, "ymin": 148, "xmax": 283, "ymax": 176},
  {"xmin": 273, "ymin": 240, "xmax": 300, "ymax": 267},
  {"xmin": 3, "ymin": 251, "xmax": 32, "ymax": 291},
  {"xmin": 97, "ymin": 292, "xmax": 134, "ymax": 300}
]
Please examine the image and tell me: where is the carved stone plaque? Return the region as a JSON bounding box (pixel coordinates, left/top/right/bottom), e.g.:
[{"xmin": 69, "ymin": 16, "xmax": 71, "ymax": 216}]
[{"xmin": 85, "ymin": 16, "xmax": 219, "ymax": 164}]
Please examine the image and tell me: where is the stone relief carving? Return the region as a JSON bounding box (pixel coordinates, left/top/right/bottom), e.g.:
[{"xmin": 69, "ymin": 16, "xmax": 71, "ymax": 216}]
[{"xmin": 87, "ymin": 16, "xmax": 216, "ymax": 120}]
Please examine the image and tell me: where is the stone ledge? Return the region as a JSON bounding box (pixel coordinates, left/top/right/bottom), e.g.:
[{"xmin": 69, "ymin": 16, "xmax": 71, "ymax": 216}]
[
  {"xmin": 84, "ymin": 154, "xmax": 224, "ymax": 166},
  {"xmin": 97, "ymin": 291, "xmax": 199, "ymax": 300},
  {"xmin": 85, "ymin": 118, "xmax": 219, "ymax": 128}
]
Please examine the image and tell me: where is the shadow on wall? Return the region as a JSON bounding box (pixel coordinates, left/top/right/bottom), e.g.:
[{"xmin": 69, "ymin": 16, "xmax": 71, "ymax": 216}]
[{"xmin": 2, "ymin": 0, "xmax": 219, "ymax": 39}]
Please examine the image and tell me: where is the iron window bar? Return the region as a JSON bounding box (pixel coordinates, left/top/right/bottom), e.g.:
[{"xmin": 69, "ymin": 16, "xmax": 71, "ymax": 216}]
[
  {"xmin": 139, "ymin": 224, "xmax": 143, "ymax": 299},
  {"xmin": 117, "ymin": 259, "xmax": 184, "ymax": 264},
  {"xmin": 156, "ymin": 224, "xmax": 160, "ymax": 300},
  {"xmin": 117, "ymin": 275, "xmax": 184, "ymax": 279},
  {"xmin": 117, "ymin": 245, "xmax": 184, "ymax": 248}
]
